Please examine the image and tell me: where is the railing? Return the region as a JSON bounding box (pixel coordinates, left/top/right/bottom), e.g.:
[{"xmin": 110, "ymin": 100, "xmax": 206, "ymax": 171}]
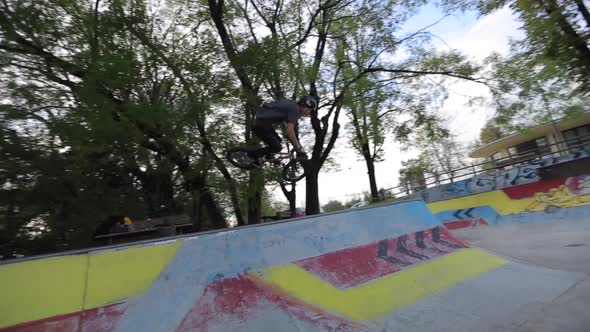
[{"xmin": 382, "ymin": 132, "xmax": 590, "ymax": 200}]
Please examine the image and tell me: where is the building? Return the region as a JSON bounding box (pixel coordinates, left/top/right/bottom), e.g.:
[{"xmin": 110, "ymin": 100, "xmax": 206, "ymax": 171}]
[{"xmin": 469, "ymin": 112, "xmax": 590, "ymax": 167}]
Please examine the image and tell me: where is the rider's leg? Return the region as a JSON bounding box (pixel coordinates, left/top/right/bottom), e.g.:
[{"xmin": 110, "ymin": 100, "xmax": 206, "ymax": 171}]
[
  {"xmin": 262, "ymin": 128, "xmax": 283, "ymax": 159},
  {"xmin": 251, "ymin": 121, "xmax": 282, "ymax": 159}
]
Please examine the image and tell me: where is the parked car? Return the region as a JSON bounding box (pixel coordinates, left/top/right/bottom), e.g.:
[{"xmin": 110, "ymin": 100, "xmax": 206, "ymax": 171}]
[
  {"xmin": 350, "ymin": 201, "xmax": 368, "ymax": 209},
  {"xmin": 277, "ymin": 207, "xmax": 306, "ymax": 219}
]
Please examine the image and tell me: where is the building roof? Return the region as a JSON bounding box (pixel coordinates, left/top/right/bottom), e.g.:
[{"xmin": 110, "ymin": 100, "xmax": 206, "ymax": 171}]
[{"xmin": 469, "ymin": 112, "xmax": 590, "ymax": 158}]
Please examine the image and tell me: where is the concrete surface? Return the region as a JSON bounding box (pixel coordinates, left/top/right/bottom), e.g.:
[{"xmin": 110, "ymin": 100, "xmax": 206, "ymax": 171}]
[
  {"xmin": 515, "ymin": 278, "xmax": 590, "ymax": 332},
  {"xmin": 2, "ymin": 200, "xmax": 590, "ymax": 332},
  {"xmin": 452, "ymin": 219, "xmax": 590, "ymax": 332},
  {"xmin": 377, "ymin": 262, "xmax": 585, "ymax": 332},
  {"xmin": 452, "ymin": 218, "xmax": 590, "ymax": 273}
]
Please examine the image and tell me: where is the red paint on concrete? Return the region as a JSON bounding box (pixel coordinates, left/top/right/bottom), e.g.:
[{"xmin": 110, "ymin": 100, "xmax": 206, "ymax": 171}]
[
  {"xmin": 80, "ymin": 303, "xmax": 128, "ymax": 332},
  {"xmin": 0, "ymin": 303, "xmax": 127, "ymax": 332},
  {"xmin": 176, "ymin": 274, "xmax": 362, "ymax": 332},
  {"xmin": 178, "ymin": 227, "xmax": 469, "ymax": 332},
  {"xmin": 296, "ymin": 227, "xmax": 467, "ymax": 288},
  {"xmin": 4, "ymin": 227, "xmax": 471, "ymax": 332},
  {"xmin": 503, "ymin": 179, "xmax": 566, "ymax": 199},
  {"xmin": 437, "ymin": 226, "xmax": 470, "ymax": 247},
  {"xmin": 296, "ymin": 242, "xmax": 400, "ymax": 288},
  {"xmin": 443, "ymin": 219, "xmax": 489, "ymax": 230}
]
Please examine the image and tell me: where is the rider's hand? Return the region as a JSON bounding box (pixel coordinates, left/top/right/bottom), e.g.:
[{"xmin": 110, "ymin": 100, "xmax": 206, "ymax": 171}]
[{"xmin": 296, "ymin": 150, "xmax": 308, "ymax": 160}]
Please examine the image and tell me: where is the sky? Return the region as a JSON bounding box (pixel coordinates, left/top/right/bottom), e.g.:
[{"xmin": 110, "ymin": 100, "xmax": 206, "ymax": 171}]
[{"xmin": 270, "ymin": 3, "xmax": 524, "ymax": 208}]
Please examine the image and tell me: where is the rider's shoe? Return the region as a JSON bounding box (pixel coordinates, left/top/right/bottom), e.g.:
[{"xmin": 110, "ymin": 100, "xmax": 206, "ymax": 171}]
[
  {"xmin": 264, "ymin": 153, "xmax": 281, "ymax": 166},
  {"xmin": 249, "ymin": 154, "xmax": 264, "ymax": 167},
  {"xmin": 253, "ymin": 158, "xmax": 265, "ymax": 167}
]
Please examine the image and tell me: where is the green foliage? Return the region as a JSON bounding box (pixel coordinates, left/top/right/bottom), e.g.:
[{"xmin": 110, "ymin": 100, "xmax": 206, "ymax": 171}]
[
  {"xmin": 0, "ymin": 0, "xmax": 241, "ymax": 258},
  {"xmin": 398, "ymin": 158, "xmax": 431, "ymax": 195},
  {"xmin": 450, "ymin": 0, "xmax": 590, "ymax": 130},
  {"xmin": 478, "ymin": 119, "xmax": 506, "ymax": 145},
  {"xmin": 485, "ymin": 50, "xmax": 588, "ymax": 131},
  {"xmin": 322, "ymin": 200, "xmax": 346, "ymax": 212},
  {"xmin": 0, "ymin": 0, "xmax": 488, "ymax": 256},
  {"xmin": 395, "ymin": 121, "xmax": 471, "ymax": 193}
]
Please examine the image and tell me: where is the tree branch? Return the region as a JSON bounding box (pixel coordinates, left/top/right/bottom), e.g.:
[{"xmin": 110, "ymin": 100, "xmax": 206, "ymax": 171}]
[{"xmin": 362, "ymin": 67, "xmax": 485, "ymax": 83}]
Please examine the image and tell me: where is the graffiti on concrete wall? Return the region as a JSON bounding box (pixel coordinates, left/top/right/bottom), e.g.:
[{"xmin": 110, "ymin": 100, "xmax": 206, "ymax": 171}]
[
  {"xmin": 422, "ymin": 150, "xmax": 590, "ymax": 202},
  {"xmin": 0, "ymin": 226, "xmax": 505, "ymax": 332},
  {"xmin": 431, "ymin": 175, "xmax": 590, "ymax": 226},
  {"xmin": 177, "ymin": 227, "xmax": 476, "ymax": 332},
  {"xmin": 465, "ymin": 164, "xmax": 539, "ymax": 194},
  {"xmin": 526, "ymin": 175, "xmax": 590, "ymax": 212}
]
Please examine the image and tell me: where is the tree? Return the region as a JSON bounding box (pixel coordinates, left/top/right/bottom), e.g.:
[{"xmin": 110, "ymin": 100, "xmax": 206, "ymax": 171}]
[
  {"xmin": 345, "ymin": 80, "xmax": 390, "ymax": 202},
  {"xmin": 414, "ymin": 127, "xmax": 468, "ymax": 183},
  {"xmin": 485, "ymin": 51, "xmax": 589, "ymax": 131},
  {"xmin": 203, "ymin": 0, "xmax": 481, "ymax": 216},
  {"xmin": 0, "ymin": 0, "xmax": 243, "ymax": 257},
  {"xmin": 0, "ymin": 112, "xmax": 150, "ymax": 258},
  {"xmin": 398, "ymin": 158, "xmax": 432, "ymax": 195},
  {"xmin": 479, "ymin": 119, "xmax": 506, "ymax": 145},
  {"xmin": 322, "ymin": 200, "xmax": 345, "ymax": 212},
  {"xmin": 298, "ymin": 0, "xmax": 481, "ymax": 214},
  {"xmin": 451, "ymin": 0, "xmax": 590, "ymax": 130},
  {"xmin": 0, "ymin": 0, "xmax": 485, "ymax": 259}
]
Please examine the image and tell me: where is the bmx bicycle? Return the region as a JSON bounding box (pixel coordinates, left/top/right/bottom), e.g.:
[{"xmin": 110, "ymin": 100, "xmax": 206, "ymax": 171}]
[{"xmin": 225, "ymin": 145, "xmax": 307, "ymax": 182}]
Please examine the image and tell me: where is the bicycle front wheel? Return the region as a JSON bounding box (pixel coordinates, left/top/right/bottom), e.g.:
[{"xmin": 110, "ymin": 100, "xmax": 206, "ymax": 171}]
[{"xmin": 282, "ymin": 159, "xmax": 306, "ymax": 182}]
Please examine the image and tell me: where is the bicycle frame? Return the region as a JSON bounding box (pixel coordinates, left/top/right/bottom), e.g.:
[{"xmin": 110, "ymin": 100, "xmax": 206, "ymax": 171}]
[{"xmin": 269, "ymin": 144, "xmax": 297, "ymax": 162}]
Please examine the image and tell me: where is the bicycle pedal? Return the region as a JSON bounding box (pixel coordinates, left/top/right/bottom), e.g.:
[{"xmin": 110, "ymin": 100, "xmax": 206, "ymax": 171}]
[{"xmin": 252, "ymin": 160, "xmax": 265, "ymax": 167}]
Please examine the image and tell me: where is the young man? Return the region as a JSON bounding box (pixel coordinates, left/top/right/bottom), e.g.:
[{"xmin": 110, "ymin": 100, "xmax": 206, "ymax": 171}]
[{"xmin": 248, "ymin": 95, "xmax": 317, "ymax": 165}]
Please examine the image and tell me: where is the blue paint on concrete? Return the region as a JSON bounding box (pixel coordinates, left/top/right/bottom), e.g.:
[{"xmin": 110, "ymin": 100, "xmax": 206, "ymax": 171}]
[
  {"xmin": 434, "ymin": 206, "xmax": 501, "ymax": 225},
  {"xmin": 499, "ymin": 204, "xmax": 590, "ymax": 225},
  {"xmin": 434, "ymin": 203, "xmax": 590, "ymax": 227},
  {"xmin": 113, "ymin": 200, "xmax": 441, "ymax": 332},
  {"xmin": 418, "ymin": 151, "xmax": 590, "ymax": 203}
]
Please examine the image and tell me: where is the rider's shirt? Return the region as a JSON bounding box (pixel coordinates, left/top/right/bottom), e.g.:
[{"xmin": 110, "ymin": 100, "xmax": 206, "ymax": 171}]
[{"xmin": 255, "ymin": 100, "xmax": 299, "ymax": 124}]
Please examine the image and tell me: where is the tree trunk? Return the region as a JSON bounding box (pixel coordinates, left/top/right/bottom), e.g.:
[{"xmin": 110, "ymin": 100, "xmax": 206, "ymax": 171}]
[
  {"xmin": 574, "ymin": 0, "xmax": 590, "ymax": 28},
  {"xmin": 362, "ymin": 143, "xmax": 379, "ymax": 202},
  {"xmin": 1, "ymin": 198, "xmax": 17, "ymax": 259},
  {"xmin": 140, "ymin": 171, "xmax": 176, "ymax": 217},
  {"xmin": 200, "ymin": 188, "xmax": 227, "ymax": 229},
  {"xmin": 190, "ymin": 190, "xmax": 202, "ymax": 232},
  {"xmin": 280, "ymin": 181, "xmax": 297, "ymax": 216},
  {"xmin": 247, "ymin": 170, "xmax": 264, "ymax": 224},
  {"xmin": 539, "ymin": 0, "xmax": 590, "ymax": 88},
  {"xmin": 246, "ymin": 98, "xmax": 264, "ymax": 225},
  {"xmin": 305, "ymin": 164, "xmax": 321, "ymax": 215},
  {"xmin": 208, "ymin": 0, "xmax": 263, "ymax": 225}
]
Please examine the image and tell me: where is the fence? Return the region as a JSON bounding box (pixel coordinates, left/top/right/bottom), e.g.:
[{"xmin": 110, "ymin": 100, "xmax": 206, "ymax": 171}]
[{"xmin": 382, "ymin": 132, "xmax": 590, "ymax": 200}]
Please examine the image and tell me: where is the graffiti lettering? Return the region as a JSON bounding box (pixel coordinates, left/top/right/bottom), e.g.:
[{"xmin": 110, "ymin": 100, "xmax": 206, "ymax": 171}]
[
  {"xmin": 424, "ymin": 150, "xmax": 590, "ymax": 202},
  {"xmin": 466, "ymin": 165, "xmax": 541, "ymax": 194},
  {"xmin": 523, "ymin": 175, "xmax": 590, "ymax": 212},
  {"xmin": 526, "ymin": 184, "xmax": 590, "ymax": 212}
]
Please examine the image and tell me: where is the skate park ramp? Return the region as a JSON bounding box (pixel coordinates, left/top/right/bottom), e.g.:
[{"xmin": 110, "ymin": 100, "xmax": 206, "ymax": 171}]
[{"xmin": 1, "ymin": 199, "xmax": 589, "ymax": 332}]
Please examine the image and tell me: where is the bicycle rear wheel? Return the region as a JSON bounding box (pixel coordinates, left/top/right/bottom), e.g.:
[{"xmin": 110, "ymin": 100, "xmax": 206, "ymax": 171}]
[
  {"xmin": 282, "ymin": 159, "xmax": 306, "ymax": 182},
  {"xmin": 226, "ymin": 147, "xmax": 257, "ymax": 170}
]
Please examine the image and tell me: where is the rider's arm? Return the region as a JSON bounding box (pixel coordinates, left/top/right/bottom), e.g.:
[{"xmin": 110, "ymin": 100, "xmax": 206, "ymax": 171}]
[{"xmin": 286, "ymin": 122, "xmax": 302, "ymax": 152}]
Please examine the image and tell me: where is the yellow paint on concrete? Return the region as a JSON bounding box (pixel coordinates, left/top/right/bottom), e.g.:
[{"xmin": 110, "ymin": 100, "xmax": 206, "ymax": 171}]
[
  {"xmin": 427, "ymin": 185, "xmax": 590, "ymax": 216},
  {"xmin": 0, "ymin": 240, "xmax": 183, "ymax": 329},
  {"xmin": 427, "ymin": 190, "xmax": 535, "ymax": 215},
  {"xmin": 0, "ymin": 255, "xmax": 87, "ymax": 329},
  {"xmin": 526, "ymin": 185, "xmax": 590, "ymax": 211},
  {"xmin": 254, "ymin": 248, "xmax": 508, "ymax": 321},
  {"xmin": 85, "ymin": 240, "xmax": 183, "ymax": 309}
]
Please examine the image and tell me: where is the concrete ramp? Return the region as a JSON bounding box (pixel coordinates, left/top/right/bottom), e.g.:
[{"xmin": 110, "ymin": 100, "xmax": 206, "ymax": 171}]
[{"xmin": 0, "ymin": 200, "xmax": 586, "ymax": 331}]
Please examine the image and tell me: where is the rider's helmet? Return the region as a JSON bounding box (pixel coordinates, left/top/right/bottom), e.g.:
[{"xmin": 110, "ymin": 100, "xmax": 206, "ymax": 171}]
[{"xmin": 298, "ymin": 94, "xmax": 317, "ymax": 110}]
